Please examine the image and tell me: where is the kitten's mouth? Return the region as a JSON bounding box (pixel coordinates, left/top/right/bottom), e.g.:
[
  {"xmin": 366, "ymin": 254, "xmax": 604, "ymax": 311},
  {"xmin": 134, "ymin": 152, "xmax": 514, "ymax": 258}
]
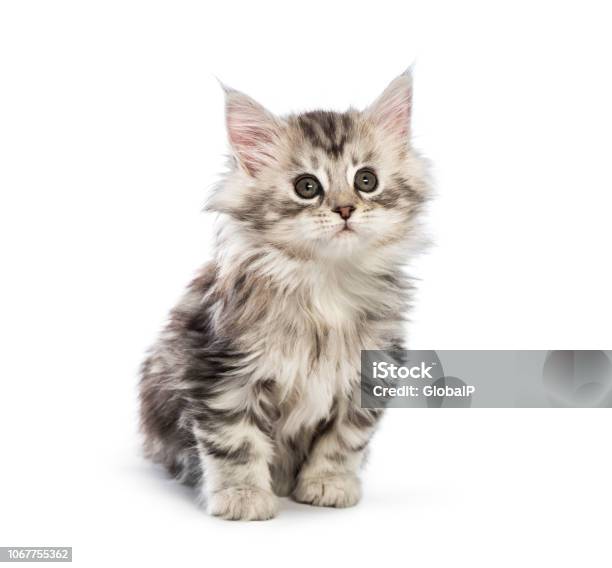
[{"xmin": 336, "ymin": 223, "xmax": 355, "ymax": 235}]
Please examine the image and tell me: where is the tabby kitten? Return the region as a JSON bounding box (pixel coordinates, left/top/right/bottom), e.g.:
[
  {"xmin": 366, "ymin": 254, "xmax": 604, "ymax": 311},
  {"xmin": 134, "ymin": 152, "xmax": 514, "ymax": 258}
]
[{"xmin": 140, "ymin": 70, "xmax": 430, "ymax": 520}]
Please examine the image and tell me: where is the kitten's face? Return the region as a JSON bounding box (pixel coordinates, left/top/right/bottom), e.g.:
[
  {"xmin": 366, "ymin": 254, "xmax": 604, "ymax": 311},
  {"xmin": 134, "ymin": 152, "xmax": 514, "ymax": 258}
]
[{"xmin": 210, "ymin": 72, "xmax": 429, "ymax": 261}]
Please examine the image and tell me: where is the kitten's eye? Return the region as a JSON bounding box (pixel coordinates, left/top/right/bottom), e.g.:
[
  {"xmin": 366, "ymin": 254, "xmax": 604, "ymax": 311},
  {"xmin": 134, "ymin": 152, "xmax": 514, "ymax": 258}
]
[
  {"xmin": 354, "ymin": 168, "xmax": 378, "ymax": 193},
  {"xmin": 294, "ymin": 175, "xmax": 322, "ymax": 199}
]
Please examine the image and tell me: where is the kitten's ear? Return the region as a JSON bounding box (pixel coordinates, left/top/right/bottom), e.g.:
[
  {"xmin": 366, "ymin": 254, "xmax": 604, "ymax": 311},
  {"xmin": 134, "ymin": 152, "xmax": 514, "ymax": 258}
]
[
  {"xmin": 366, "ymin": 69, "xmax": 413, "ymax": 140},
  {"xmin": 223, "ymin": 86, "xmax": 282, "ymax": 176}
]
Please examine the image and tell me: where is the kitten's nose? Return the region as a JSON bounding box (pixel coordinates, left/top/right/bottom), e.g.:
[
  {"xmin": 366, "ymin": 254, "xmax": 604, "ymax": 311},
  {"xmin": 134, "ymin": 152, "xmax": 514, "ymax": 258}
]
[{"xmin": 333, "ymin": 205, "xmax": 355, "ymax": 220}]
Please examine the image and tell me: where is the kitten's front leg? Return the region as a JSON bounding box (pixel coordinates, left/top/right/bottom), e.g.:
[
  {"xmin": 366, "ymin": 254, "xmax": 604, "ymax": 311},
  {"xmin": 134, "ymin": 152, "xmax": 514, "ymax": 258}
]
[
  {"xmin": 194, "ymin": 412, "xmax": 278, "ymax": 521},
  {"xmin": 293, "ymin": 403, "xmax": 382, "ymax": 508}
]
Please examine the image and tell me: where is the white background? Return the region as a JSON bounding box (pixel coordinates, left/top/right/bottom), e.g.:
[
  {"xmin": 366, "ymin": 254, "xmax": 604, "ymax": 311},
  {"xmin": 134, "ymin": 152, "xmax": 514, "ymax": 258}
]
[{"xmin": 1, "ymin": 1, "xmax": 611, "ymax": 566}]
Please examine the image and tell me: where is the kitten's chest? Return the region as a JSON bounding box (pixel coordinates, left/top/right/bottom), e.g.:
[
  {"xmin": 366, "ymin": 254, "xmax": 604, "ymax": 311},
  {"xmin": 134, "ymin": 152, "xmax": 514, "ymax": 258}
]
[
  {"xmin": 251, "ymin": 309, "xmax": 368, "ymax": 436},
  {"xmin": 267, "ymin": 337, "xmax": 355, "ymax": 437},
  {"xmin": 241, "ymin": 273, "xmax": 396, "ymax": 434}
]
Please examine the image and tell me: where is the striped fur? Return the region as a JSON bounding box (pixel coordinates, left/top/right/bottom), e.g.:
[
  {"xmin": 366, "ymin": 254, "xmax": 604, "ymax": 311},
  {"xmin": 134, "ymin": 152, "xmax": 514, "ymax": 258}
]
[{"xmin": 140, "ymin": 70, "xmax": 431, "ymax": 520}]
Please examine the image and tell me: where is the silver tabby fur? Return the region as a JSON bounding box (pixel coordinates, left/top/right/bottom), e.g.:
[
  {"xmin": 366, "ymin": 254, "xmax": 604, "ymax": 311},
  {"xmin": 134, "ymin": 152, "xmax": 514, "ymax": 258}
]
[{"xmin": 140, "ymin": 70, "xmax": 431, "ymax": 520}]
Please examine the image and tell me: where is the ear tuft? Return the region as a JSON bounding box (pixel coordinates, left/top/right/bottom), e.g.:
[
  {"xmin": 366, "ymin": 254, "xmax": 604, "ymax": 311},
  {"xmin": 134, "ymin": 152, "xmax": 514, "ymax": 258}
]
[
  {"xmin": 366, "ymin": 69, "xmax": 413, "ymax": 140},
  {"xmin": 223, "ymin": 87, "xmax": 280, "ymax": 176}
]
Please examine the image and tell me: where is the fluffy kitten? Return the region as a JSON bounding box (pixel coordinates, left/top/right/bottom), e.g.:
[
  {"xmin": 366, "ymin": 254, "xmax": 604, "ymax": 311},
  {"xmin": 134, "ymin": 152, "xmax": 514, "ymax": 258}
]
[{"xmin": 140, "ymin": 70, "xmax": 431, "ymax": 520}]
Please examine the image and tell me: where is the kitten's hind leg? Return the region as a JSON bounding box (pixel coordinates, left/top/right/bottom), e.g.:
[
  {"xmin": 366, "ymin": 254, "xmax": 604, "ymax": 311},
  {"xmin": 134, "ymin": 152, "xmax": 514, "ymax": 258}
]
[{"xmin": 269, "ymin": 440, "xmax": 304, "ymax": 497}]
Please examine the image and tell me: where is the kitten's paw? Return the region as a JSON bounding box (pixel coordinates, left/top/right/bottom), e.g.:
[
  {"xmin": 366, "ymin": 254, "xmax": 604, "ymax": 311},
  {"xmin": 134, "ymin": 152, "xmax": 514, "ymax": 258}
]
[
  {"xmin": 293, "ymin": 474, "xmax": 361, "ymax": 508},
  {"xmin": 207, "ymin": 487, "xmax": 278, "ymax": 521}
]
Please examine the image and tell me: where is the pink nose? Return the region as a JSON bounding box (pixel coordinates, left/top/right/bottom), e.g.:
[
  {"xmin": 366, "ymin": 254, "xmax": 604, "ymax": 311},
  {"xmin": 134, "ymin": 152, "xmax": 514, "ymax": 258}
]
[{"xmin": 333, "ymin": 205, "xmax": 355, "ymax": 220}]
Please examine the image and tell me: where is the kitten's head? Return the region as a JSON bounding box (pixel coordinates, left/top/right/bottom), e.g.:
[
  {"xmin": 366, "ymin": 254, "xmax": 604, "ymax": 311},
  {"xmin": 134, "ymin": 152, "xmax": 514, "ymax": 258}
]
[{"xmin": 209, "ymin": 70, "xmax": 430, "ymax": 262}]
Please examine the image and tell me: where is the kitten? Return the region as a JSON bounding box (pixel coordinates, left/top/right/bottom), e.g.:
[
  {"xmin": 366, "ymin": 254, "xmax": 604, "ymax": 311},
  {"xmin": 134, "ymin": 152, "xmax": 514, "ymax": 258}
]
[{"xmin": 139, "ymin": 69, "xmax": 431, "ymax": 520}]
